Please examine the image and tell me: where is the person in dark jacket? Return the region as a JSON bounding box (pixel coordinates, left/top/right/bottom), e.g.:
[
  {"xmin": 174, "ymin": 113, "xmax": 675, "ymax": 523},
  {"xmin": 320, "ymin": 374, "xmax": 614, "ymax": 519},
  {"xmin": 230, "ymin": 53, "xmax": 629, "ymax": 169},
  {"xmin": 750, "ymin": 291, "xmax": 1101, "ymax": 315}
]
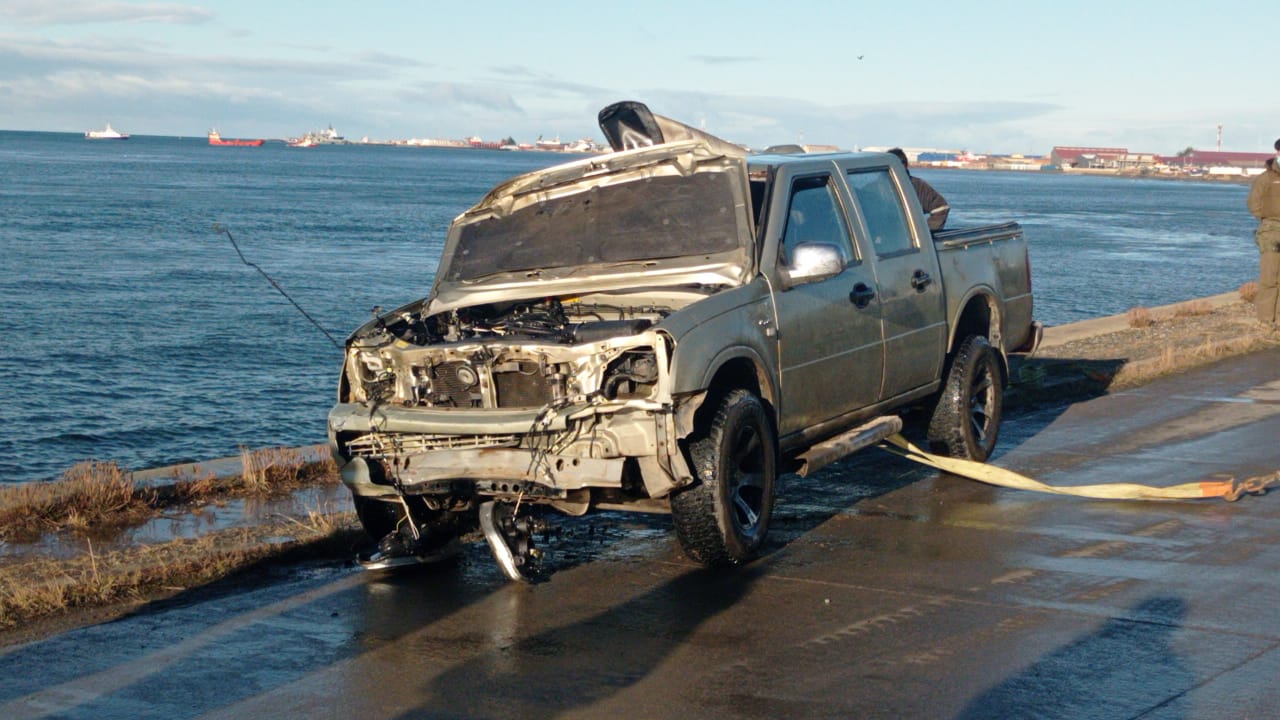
[
  {"xmin": 1247, "ymin": 138, "xmax": 1280, "ymax": 325},
  {"xmin": 889, "ymin": 147, "xmax": 949, "ymax": 232}
]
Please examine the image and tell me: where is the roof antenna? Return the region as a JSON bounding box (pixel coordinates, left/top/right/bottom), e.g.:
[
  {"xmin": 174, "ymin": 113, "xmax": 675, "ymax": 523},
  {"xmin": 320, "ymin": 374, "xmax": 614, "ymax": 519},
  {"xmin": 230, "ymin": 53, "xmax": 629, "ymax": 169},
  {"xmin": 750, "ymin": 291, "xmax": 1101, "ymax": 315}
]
[{"xmin": 213, "ymin": 223, "xmax": 342, "ymax": 350}]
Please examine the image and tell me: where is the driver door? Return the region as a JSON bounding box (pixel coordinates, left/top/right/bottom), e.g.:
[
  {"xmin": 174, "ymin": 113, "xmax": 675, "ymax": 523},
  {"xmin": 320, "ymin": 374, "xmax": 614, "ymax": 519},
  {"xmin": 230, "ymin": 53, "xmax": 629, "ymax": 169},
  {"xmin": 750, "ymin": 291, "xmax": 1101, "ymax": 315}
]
[{"xmin": 772, "ymin": 172, "xmax": 885, "ymax": 435}]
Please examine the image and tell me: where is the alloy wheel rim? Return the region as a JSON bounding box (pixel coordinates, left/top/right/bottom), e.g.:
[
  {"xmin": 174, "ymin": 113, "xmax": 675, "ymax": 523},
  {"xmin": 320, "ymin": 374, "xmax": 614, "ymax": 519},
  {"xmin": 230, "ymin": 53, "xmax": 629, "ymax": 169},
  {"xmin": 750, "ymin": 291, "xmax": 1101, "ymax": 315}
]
[
  {"xmin": 967, "ymin": 361, "xmax": 996, "ymax": 448},
  {"xmin": 729, "ymin": 423, "xmax": 767, "ymax": 537}
]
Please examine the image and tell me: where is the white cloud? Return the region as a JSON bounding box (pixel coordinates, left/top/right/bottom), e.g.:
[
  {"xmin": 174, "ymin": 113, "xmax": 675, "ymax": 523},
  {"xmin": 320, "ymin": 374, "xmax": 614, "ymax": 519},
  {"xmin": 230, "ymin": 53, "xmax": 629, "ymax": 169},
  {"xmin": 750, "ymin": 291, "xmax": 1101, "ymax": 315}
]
[
  {"xmin": 0, "ymin": 1, "xmax": 213, "ymax": 25},
  {"xmin": 399, "ymin": 82, "xmax": 523, "ymax": 115}
]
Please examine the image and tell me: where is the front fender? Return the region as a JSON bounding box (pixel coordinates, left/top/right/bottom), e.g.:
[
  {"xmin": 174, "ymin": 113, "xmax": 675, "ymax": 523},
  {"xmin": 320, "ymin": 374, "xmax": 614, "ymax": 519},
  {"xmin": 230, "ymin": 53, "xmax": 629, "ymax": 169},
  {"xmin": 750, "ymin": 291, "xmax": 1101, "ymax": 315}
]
[{"xmin": 667, "ymin": 303, "xmax": 777, "ymax": 392}]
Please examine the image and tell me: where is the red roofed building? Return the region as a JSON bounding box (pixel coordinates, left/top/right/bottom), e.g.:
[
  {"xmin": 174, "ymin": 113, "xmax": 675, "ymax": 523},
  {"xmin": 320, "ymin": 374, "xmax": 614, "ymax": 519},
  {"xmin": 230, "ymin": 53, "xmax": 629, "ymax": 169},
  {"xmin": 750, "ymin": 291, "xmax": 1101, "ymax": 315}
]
[
  {"xmin": 1160, "ymin": 150, "xmax": 1272, "ymax": 170},
  {"xmin": 1050, "ymin": 145, "xmax": 1270, "ymax": 175}
]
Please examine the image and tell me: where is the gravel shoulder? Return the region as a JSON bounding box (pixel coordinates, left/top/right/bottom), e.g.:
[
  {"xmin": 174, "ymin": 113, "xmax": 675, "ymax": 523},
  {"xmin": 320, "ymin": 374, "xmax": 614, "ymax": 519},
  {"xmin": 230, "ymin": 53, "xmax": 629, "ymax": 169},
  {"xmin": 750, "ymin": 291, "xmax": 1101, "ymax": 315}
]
[{"xmin": 1010, "ymin": 292, "xmax": 1278, "ymax": 405}]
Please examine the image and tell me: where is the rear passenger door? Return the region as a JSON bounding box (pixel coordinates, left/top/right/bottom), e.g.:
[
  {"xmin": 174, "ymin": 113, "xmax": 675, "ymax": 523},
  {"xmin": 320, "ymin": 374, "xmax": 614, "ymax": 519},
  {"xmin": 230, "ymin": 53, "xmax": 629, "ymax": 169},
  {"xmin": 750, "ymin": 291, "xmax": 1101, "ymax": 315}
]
[
  {"xmin": 771, "ymin": 171, "xmax": 884, "ymax": 435},
  {"xmin": 845, "ymin": 167, "xmax": 946, "ymax": 399}
]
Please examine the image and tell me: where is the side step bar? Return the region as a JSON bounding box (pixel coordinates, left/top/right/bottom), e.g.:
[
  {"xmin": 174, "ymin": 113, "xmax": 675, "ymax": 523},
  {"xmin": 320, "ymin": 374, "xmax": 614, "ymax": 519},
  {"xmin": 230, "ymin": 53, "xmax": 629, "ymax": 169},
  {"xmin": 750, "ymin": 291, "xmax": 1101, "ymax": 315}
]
[{"xmin": 794, "ymin": 415, "xmax": 904, "ymax": 478}]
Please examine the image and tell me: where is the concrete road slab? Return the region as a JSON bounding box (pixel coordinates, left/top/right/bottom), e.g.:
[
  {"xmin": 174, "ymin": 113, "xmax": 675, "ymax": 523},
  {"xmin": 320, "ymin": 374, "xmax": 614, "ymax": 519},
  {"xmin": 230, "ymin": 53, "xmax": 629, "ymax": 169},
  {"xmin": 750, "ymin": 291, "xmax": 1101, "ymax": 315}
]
[{"xmin": 3, "ymin": 347, "xmax": 1280, "ymax": 719}]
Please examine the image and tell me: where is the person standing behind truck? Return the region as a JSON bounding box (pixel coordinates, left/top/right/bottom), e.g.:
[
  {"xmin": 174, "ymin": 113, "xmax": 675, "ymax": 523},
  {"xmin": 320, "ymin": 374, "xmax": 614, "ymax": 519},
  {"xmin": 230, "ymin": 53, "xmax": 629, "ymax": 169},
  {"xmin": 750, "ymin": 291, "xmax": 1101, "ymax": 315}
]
[
  {"xmin": 888, "ymin": 147, "xmax": 949, "ymax": 232},
  {"xmin": 1247, "ymin": 138, "xmax": 1280, "ymax": 326}
]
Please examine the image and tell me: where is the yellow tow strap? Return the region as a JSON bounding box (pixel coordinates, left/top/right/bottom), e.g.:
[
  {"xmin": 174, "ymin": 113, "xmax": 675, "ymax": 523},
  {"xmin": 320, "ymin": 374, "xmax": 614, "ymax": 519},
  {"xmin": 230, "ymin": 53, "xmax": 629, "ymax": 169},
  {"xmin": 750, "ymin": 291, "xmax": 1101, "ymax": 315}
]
[{"xmin": 878, "ymin": 433, "xmax": 1280, "ymax": 502}]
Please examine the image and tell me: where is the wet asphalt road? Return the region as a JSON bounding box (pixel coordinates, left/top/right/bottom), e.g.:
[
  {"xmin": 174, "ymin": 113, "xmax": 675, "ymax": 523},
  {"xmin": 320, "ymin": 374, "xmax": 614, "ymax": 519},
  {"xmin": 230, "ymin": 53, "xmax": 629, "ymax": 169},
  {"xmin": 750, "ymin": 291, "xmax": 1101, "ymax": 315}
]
[{"xmin": 3, "ymin": 348, "xmax": 1280, "ymax": 720}]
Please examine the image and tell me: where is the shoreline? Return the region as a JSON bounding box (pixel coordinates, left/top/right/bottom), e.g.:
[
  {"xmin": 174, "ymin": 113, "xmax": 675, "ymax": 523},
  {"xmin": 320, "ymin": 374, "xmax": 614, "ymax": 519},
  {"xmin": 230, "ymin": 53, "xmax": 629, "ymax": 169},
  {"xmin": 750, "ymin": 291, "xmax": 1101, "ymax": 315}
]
[
  {"xmin": 1, "ymin": 130, "xmax": 1258, "ymax": 184},
  {"xmin": 919, "ymin": 162, "xmax": 1254, "ymax": 186}
]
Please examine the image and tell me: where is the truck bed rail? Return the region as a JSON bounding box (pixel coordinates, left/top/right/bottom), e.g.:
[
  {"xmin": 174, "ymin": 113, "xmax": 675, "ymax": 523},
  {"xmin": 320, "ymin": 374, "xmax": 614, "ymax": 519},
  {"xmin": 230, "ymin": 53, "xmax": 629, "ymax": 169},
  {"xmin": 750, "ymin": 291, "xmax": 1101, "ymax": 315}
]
[{"xmin": 934, "ymin": 221, "xmax": 1023, "ymax": 249}]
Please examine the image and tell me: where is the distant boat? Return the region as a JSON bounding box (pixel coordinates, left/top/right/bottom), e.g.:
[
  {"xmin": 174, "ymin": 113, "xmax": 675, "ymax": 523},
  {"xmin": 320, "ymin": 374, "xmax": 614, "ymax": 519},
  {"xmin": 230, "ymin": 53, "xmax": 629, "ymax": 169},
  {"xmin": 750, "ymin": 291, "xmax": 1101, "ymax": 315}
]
[
  {"xmin": 85, "ymin": 123, "xmax": 129, "ymax": 140},
  {"xmin": 208, "ymin": 129, "xmax": 264, "ymax": 147}
]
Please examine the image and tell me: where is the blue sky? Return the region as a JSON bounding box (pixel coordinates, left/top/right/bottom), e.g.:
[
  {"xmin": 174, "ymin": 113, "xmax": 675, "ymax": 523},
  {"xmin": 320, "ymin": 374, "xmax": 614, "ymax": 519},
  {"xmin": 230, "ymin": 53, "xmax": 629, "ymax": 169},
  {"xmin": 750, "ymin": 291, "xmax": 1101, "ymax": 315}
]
[{"xmin": 2, "ymin": 0, "xmax": 1276, "ymax": 154}]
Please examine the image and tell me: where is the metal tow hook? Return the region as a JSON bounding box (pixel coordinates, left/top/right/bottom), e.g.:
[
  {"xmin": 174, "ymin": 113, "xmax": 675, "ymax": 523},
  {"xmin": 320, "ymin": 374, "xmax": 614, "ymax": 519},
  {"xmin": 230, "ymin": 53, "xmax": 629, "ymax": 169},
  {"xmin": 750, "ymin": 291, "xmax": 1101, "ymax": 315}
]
[{"xmin": 1224, "ymin": 471, "xmax": 1280, "ymax": 502}]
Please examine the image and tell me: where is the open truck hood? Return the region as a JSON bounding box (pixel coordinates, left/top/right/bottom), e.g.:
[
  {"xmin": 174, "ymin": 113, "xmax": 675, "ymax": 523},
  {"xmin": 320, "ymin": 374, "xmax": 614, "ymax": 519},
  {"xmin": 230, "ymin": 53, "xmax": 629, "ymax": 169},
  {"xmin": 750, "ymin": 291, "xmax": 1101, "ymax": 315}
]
[{"xmin": 427, "ymin": 102, "xmax": 755, "ymax": 314}]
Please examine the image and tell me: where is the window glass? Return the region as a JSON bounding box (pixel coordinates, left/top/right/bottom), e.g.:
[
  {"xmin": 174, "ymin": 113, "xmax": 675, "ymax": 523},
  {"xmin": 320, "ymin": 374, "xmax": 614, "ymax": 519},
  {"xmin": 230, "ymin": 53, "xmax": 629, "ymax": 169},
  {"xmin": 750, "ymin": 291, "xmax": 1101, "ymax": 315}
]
[
  {"xmin": 847, "ymin": 169, "xmax": 916, "ymax": 256},
  {"xmin": 781, "ymin": 175, "xmax": 854, "ymax": 265},
  {"xmin": 450, "ymin": 172, "xmax": 741, "ymax": 281}
]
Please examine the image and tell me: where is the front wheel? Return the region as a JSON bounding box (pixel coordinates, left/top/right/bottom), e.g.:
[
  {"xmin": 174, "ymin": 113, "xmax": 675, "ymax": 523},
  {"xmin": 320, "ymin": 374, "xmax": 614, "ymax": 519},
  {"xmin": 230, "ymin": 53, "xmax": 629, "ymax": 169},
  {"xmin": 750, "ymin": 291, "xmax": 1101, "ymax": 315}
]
[
  {"xmin": 352, "ymin": 495, "xmax": 462, "ymax": 569},
  {"xmin": 927, "ymin": 335, "xmax": 1003, "ymax": 461},
  {"xmin": 671, "ymin": 389, "xmax": 777, "ymax": 566}
]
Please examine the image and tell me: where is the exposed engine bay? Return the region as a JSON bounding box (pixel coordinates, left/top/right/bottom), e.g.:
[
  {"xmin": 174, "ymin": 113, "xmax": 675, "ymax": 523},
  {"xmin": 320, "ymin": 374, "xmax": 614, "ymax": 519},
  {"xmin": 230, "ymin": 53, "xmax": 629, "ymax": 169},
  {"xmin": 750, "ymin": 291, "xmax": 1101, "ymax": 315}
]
[
  {"xmin": 342, "ymin": 295, "xmax": 675, "ymax": 410},
  {"xmin": 330, "ymin": 291, "xmax": 705, "ymax": 580}
]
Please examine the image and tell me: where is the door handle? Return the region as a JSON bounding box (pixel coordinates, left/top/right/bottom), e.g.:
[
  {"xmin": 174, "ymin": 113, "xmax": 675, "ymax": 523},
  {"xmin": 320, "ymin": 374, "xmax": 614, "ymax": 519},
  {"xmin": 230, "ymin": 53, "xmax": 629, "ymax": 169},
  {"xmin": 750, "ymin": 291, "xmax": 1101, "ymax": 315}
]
[
  {"xmin": 910, "ymin": 270, "xmax": 933, "ymax": 291},
  {"xmin": 849, "ymin": 282, "xmax": 876, "ymax": 309}
]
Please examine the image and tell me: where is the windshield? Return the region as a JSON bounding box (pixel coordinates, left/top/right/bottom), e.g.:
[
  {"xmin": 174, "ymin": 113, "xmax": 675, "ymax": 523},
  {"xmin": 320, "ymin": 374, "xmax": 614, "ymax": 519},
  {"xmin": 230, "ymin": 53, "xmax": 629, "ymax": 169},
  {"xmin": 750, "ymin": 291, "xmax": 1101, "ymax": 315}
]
[{"xmin": 446, "ymin": 172, "xmax": 743, "ymax": 282}]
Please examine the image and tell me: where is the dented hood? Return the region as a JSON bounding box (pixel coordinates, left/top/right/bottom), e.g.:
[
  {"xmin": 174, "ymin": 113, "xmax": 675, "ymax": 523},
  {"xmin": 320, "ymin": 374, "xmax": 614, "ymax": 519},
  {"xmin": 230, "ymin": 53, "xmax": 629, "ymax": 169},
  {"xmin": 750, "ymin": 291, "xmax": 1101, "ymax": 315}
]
[
  {"xmin": 597, "ymin": 100, "xmax": 749, "ymax": 158},
  {"xmin": 427, "ymin": 103, "xmax": 755, "ymax": 314}
]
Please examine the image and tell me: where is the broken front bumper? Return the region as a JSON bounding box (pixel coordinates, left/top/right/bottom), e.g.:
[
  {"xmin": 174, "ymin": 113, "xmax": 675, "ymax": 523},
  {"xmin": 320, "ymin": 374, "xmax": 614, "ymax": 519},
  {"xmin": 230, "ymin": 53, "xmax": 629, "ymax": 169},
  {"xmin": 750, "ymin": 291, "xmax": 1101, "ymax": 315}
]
[{"xmin": 328, "ymin": 399, "xmax": 694, "ymax": 501}]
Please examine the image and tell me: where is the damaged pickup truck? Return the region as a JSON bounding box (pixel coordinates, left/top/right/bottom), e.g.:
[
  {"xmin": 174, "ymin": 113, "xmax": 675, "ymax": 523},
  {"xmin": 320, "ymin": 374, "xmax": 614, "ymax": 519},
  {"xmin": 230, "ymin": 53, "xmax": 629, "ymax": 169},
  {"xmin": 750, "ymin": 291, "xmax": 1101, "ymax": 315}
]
[{"xmin": 328, "ymin": 101, "xmax": 1040, "ymax": 581}]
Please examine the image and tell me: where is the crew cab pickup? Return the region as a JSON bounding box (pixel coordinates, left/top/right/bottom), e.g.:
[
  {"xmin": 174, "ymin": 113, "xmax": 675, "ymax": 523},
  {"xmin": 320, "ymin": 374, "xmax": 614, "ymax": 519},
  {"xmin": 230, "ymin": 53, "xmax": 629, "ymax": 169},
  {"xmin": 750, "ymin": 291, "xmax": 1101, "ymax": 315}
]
[{"xmin": 327, "ymin": 101, "xmax": 1039, "ymax": 580}]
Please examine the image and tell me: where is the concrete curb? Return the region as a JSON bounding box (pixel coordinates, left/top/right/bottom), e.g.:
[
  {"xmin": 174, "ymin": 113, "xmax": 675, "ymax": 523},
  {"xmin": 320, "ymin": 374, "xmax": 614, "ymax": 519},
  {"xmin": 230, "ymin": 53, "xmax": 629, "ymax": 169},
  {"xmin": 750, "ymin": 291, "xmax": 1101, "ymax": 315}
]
[{"xmin": 127, "ymin": 444, "xmax": 329, "ymax": 488}]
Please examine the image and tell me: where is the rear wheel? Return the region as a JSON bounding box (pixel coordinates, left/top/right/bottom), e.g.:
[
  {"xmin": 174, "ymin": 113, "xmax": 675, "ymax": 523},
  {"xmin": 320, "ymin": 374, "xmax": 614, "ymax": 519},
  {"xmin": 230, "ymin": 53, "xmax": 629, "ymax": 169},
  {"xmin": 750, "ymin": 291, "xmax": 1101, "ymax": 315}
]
[
  {"xmin": 927, "ymin": 335, "xmax": 1003, "ymax": 461},
  {"xmin": 671, "ymin": 389, "xmax": 777, "ymax": 565}
]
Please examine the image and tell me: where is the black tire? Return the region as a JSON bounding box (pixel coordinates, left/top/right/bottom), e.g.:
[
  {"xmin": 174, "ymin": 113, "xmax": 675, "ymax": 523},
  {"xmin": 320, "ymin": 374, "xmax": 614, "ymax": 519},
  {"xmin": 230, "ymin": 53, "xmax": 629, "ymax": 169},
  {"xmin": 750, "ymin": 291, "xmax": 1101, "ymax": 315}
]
[
  {"xmin": 927, "ymin": 335, "xmax": 1003, "ymax": 461},
  {"xmin": 671, "ymin": 389, "xmax": 777, "ymax": 565}
]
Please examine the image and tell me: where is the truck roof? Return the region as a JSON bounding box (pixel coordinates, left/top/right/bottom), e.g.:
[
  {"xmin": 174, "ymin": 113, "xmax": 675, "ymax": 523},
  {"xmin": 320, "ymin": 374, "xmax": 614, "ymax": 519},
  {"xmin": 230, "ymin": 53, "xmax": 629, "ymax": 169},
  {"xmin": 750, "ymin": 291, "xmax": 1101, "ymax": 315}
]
[{"xmin": 747, "ymin": 149, "xmax": 893, "ymax": 171}]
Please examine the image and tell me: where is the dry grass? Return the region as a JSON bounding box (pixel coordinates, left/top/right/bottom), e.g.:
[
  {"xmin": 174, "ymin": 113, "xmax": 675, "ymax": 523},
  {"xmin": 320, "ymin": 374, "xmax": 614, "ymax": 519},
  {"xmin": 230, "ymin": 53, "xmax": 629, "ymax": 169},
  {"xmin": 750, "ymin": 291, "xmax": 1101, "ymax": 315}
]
[
  {"xmin": 1126, "ymin": 300, "xmax": 1212, "ymax": 328},
  {"xmin": 0, "ymin": 452, "xmax": 339, "ymax": 543},
  {"xmin": 166, "ymin": 466, "xmax": 219, "ymax": 502},
  {"xmin": 1172, "ymin": 299, "xmax": 1213, "ymax": 317},
  {"xmin": 1111, "ymin": 334, "xmax": 1278, "ymax": 388},
  {"xmin": 0, "ymin": 461, "xmax": 151, "ymax": 541},
  {"xmin": 0, "ymin": 511, "xmax": 361, "ymax": 630},
  {"xmin": 1240, "ymin": 281, "xmax": 1259, "ymax": 303},
  {"xmin": 238, "ymin": 446, "xmax": 312, "ymax": 494},
  {"xmin": 1127, "ymin": 307, "xmax": 1154, "ymax": 328},
  {"xmin": 0, "ymin": 447, "xmax": 351, "ymax": 633}
]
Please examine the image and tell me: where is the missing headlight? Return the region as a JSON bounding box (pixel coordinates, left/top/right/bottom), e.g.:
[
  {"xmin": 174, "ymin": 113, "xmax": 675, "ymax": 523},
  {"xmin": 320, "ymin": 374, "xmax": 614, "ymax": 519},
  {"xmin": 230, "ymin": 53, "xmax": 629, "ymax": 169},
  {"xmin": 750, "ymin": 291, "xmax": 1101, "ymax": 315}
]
[{"xmin": 602, "ymin": 349, "xmax": 658, "ymax": 399}]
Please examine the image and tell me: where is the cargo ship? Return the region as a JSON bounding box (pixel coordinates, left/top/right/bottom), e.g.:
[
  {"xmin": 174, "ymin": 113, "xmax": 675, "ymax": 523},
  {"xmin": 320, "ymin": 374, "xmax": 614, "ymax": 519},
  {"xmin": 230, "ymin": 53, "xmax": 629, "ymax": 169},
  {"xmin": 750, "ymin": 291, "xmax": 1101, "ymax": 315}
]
[{"xmin": 208, "ymin": 129, "xmax": 264, "ymax": 147}]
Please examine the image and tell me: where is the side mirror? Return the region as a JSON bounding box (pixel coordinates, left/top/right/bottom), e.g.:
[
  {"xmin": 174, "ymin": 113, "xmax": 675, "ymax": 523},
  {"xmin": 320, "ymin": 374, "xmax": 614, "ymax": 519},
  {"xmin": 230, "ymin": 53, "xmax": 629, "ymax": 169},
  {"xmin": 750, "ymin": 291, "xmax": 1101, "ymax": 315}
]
[{"xmin": 783, "ymin": 243, "xmax": 844, "ymax": 288}]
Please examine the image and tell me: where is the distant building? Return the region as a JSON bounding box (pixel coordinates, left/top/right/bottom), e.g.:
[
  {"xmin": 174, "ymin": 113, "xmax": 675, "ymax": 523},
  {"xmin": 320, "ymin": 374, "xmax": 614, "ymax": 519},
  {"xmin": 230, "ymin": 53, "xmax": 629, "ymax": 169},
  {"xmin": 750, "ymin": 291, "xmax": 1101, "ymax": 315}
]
[
  {"xmin": 917, "ymin": 151, "xmax": 959, "ymax": 163},
  {"xmin": 863, "ymin": 146, "xmax": 963, "ymax": 164},
  {"xmin": 1160, "ymin": 150, "xmax": 1271, "ymax": 171},
  {"xmin": 1115, "ymin": 153, "xmax": 1160, "ymax": 171},
  {"xmin": 989, "ymin": 154, "xmax": 1045, "ymax": 171},
  {"xmin": 1049, "ymin": 146, "xmax": 1131, "ymax": 170}
]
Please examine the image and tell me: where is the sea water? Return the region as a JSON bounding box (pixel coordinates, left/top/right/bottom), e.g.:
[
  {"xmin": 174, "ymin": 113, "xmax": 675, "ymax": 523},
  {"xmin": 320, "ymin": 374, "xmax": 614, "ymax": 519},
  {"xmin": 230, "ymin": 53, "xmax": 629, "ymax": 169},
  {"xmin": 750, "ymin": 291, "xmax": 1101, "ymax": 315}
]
[{"xmin": 0, "ymin": 132, "xmax": 1258, "ymax": 482}]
